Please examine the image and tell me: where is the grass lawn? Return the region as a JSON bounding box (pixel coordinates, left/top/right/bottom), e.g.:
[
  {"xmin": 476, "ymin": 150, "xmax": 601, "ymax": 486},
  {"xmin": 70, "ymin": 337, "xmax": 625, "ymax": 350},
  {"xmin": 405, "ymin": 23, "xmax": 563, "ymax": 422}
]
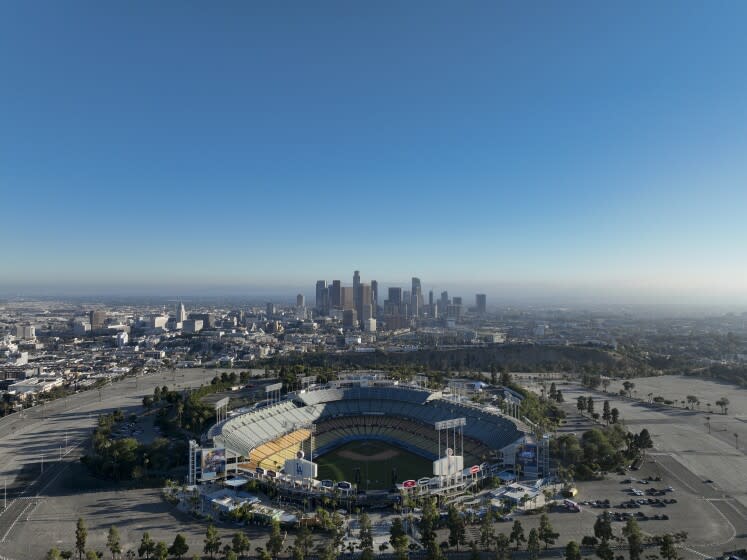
[{"xmin": 315, "ymin": 439, "xmax": 432, "ymax": 490}]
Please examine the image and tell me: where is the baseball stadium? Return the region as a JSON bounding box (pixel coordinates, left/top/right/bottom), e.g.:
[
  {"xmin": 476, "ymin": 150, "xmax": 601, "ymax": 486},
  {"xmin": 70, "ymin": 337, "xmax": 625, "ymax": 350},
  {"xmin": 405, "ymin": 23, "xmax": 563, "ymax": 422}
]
[{"xmin": 202, "ymin": 376, "xmax": 530, "ymax": 499}]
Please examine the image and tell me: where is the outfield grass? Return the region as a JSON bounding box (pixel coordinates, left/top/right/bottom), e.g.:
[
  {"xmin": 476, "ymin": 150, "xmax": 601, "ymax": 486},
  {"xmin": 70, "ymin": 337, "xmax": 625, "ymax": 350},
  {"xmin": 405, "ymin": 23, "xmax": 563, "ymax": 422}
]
[{"xmin": 315, "ymin": 439, "xmax": 432, "ymax": 490}]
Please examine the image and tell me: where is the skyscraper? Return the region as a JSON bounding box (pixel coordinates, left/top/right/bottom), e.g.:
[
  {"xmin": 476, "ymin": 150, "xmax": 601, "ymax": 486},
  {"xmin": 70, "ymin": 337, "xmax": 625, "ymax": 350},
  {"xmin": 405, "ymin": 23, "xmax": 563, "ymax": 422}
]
[
  {"xmin": 329, "ymin": 280, "xmax": 342, "ymax": 309},
  {"xmin": 353, "ymin": 270, "xmax": 361, "ymax": 313},
  {"xmin": 411, "ymin": 277, "xmax": 422, "ymax": 318},
  {"xmin": 388, "ymin": 287, "xmax": 402, "ymax": 306},
  {"xmin": 360, "ymin": 283, "xmax": 372, "ymax": 325},
  {"xmin": 176, "ymin": 301, "xmax": 187, "ymax": 323},
  {"xmin": 476, "ymin": 294, "xmax": 487, "ymax": 314},
  {"xmin": 315, "ymin": 280, "xmax": 328, "ymax": 312},
  {"xmin": 342, "ymin": 308, "xmax": 358, "ymax": 329},
  {"xmin": 297, "ymin": 294, "xmax": 305, "ymax": 308},
  {"xmin": 90, "ymin": 310, "xmax": 107, "ymax": 330},
  {"xmin": 440, "ymin": 291, "xmax": 449, "ymax": 309},
  {"xmin": 340, "ymin": 286, "xmax": 354, "ymax": 310},
  {"xmin": 371, "ymin": 280, "xmax": 378, "ymax": 317}
]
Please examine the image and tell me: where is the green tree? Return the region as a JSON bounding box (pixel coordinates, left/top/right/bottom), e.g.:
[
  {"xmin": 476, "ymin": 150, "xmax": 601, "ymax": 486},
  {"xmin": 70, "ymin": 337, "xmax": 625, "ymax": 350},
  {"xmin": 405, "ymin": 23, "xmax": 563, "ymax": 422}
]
[
  {"xmin": 46, "ymin": 548, "xmax": 63, "ymax": 560},
  {"xmin": 494, "ymin": 533, "xmax": 511, "ymax": 560},
  {"xmin": 636, "ymin": 429, "xmax": 653, "ymax": 451},
  {"xmin": 420, "ymin": 498, "xmax": 441, "ymax": 558},
  {"xmin": 169, "ymin": 534, "xmax": 189, "ymax": 560},
  {"xmin": 660, "ymin": 534, "xmax": 678, "ymax": 560},
  {"xmin": 231, "ymin": 532, "xmax": 251, "ymax": 559},
  {"xmin": 594, "ymin": 511, "xmax": 613, "ymax": 543},
  {"xmin": 447, "ymin": 505, "xmax": 466, "ymax": 551},
  {"xmin": 623, "ymin": 381, "xmax": 635, "ymax": 397},
  {"xmin": 623, "ymin": 518, "xmax": 643, "ymax": 560},
  {"xmin": 107, "ymin": 526, "xmax": 122, "ymax": 560},
  {"xmin": 267, "ymin": 519, "xmax": 284, "ymax": 559},
  {"xmin": 610, "ymin": 408, "xmax": 620, "ymax": 424},
  {"xmin": 565, "ymin": 541, "xmax": 582, "ymax": 560},
  {"xmin": 138, "ymin": 532, "xmax": 155, "ymax": 559},
  {"xmin": 480, "ymin": 511, "xmax": 495, "ymax": 551},
  {"xmin": 470, "ymin": 541, "xmax": 481, "ymax": 560},
  {"xmin": 292, "ymin": 525, "xmax": 313, "ymax": 560},
  {"xmin": 204, "ymin": 524, "xmax": 221, "ymax": 559},
  {"xmin": 153, "ymin": 542, "xmax": 168, "ymax": 560},
  {"xmin": 318, "ymin": 543, "xmax": 337, "ymax": 560},
  {"xmin": 596, "ymin": 540, "xmax": 614, "ymax": 560},
  {"xmin": 359, "ymin": 512, "xmax": 374, "ymax": 555},
  {"xmin": 538, "ymin": 513, "xmax": 559, "ymax": 549},
  {"xmin": 577, "ymin": 396, "xmax": 587, "ymax": 414},
  {"xmin": 327, "ymin": 511, "xmax": 345, "ymax": 553},
  {"xmin": 527, "ymin": 529, "xmax": 540, "ymax": 560},
  {"xmin": 389, "ymin": 517, "xmax": 409, "ymax": 560},
  {"xmin": 76, "ymin": 518, "xmax": 88, "ymax": 560},
  {"xmin": 85, "ymin": 551, "xmax": 98, "ymax": 560},
  {"xmin": 509, "ymin": 520, "xmax": 526, "ymax": 550},
  {"xmin": 587, "ymin": 397, "xmax": 595, "ymax": 415},
  {"xmin": 602, "ymin": 400, "xmax": 611, "ymax": 424}
]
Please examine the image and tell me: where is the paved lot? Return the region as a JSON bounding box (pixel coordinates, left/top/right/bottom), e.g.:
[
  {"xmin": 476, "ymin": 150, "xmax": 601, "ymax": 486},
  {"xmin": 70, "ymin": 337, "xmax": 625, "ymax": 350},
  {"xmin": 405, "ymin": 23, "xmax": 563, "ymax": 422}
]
[
  {"xmin": 0, "ymin": 368, "xmax": 270, "ymax": 559},
  {"xmin": 551, "ymin": 378, "xmax": 747, "ymax": 558}
]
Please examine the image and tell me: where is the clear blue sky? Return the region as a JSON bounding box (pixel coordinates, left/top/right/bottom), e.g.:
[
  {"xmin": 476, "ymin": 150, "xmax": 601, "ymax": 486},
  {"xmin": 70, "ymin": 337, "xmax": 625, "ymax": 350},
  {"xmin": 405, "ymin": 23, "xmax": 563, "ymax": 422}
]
[{"xmin": 2, "ymin": 1, "xmax": 747, "ymax": 303}]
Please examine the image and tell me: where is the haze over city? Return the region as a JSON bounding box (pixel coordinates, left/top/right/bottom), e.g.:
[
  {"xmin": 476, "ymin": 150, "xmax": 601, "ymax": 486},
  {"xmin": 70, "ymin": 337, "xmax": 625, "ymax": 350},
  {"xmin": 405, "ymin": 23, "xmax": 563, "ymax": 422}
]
[{"xmin": 2, "ymin": 1, "xmax": 747, "ymax": 305}]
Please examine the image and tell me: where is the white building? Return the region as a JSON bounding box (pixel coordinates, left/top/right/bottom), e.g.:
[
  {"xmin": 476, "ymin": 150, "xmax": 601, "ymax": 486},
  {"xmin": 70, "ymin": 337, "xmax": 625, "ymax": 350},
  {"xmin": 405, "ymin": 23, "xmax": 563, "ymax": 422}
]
[
  {"xmin": 150, "ymin": 315, "xmax": 168, "ymax": 329},
  {"xmin": 15, "ymin": 325, "xmax": 36, "ymax": 340},
  {"xmin": 176, "ymin": 301, "xmax": 187, "ymax": 323},
  {"xmin": 115, "ymin": 332, "xmax": 129, "ymax": 348}
]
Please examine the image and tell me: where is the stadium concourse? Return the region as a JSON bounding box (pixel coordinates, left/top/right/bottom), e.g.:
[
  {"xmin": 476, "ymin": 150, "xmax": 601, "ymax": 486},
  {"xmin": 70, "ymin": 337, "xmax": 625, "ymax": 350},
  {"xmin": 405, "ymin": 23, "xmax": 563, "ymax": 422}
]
[{"xmin": 205, "ymin": 377, "xmax": 531, "ymax": 498}]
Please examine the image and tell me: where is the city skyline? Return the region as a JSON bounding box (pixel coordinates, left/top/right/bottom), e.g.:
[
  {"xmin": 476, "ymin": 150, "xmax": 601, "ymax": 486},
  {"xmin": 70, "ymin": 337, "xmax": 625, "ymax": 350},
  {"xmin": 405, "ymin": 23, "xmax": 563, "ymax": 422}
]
[{"xmin": 3, "ymin": 2, "xmax": 747, "ymax": 305}]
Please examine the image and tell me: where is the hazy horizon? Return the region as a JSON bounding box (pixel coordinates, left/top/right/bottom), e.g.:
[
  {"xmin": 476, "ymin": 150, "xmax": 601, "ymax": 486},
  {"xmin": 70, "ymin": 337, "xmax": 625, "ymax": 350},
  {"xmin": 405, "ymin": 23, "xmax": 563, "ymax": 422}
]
[
  {"xmin": 3, "ymin": 2, "xmax": 747, "ymax": 305},
  {"xmin": 3, "ymin": 278, "xmax": 747, "ymax": 310}
]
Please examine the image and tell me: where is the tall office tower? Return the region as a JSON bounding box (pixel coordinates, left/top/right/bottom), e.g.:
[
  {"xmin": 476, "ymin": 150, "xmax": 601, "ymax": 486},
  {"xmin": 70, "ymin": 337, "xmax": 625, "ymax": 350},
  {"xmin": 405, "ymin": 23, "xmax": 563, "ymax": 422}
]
[
  {"xmin": 353, "ymin": 270, "xmax": 361, "ymax": 314},
  {"xmin": 388, "ymin": 287, "xmax": 402, "ymax": 306},
  {"xmin": 440, "ymin": 291, "xmax": 449, "ymax": 311},
  {"xmin": 340, "ymin": 287, "xmax": 354, "ymax": 310},
  {"xmin": 428, "ymin": 290, "xmax": 434, "ymax": 316},
  {"xmin": 315, "ymin": 280, "xmax": 328, "ymax": 311},
  {"xmin": 297, "ymin": 294, "xmax": 305, "ymax": 308},
  {"xmin": 452, "ymin": 296, "xmax": 462, "ymax": 306},
  {"xmin": 476, "ymin": 294, "xmax": 487, "ymax": 314},
  {"xmin": 342, "ymin": 309, "xmax": 358, "ymax": 329},
  {"xmin": 176, "ymin": 301, "xmax": 187, "ymax": 323},
  {"xmin": 329, "ymin": 280, "xmax": 342, "ymax": 309},
  {"xmin": 266, "ymin": 302, "xmax": 276, "ymax": 317},
  {"xmin": 411, "ymin": 277, "xmax": 423, "ymax": 318},
  {"xmin": 90, "ymin": 310, "xmax": 107, "ymax": 330},
  {"xmin": 359, "ymin": 284, "xmax": 372, "ymax": 322},
  {"xmin": 403, "ymin": 290, "xmax": 411, "ymax": 317},
  {"xmin": 361, "ymin": 303, "xmax": 373, "ymax": 322},
  {"xmin": 371, "ymin": 280, "xmax": 379, "ymax": 317}
]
